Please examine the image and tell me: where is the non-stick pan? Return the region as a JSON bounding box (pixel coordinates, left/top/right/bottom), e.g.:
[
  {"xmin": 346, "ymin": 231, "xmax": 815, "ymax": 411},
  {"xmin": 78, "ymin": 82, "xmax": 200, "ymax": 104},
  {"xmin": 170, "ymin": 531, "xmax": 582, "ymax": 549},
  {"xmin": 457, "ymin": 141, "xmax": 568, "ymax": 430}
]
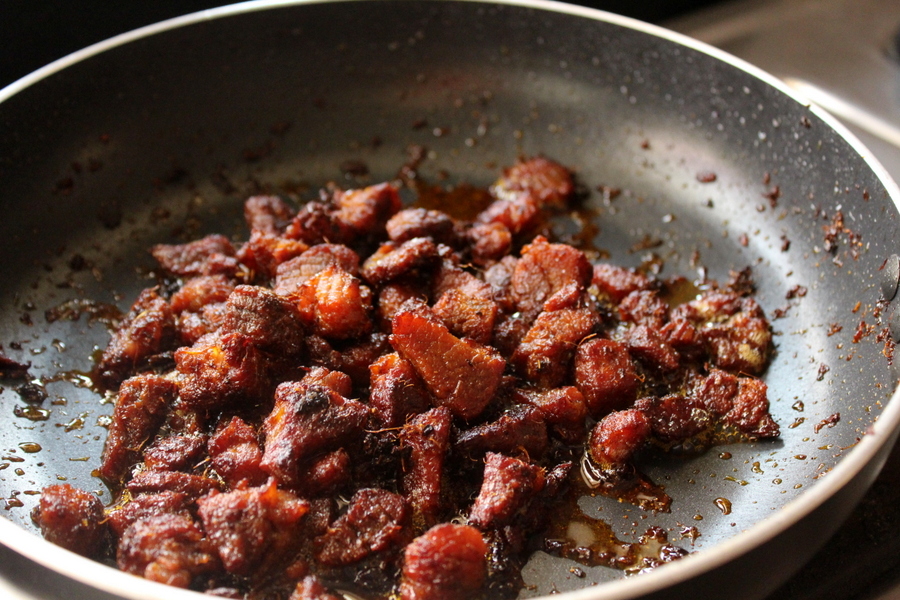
[{"xmin": 1, "ymin": 1, "xmax": 898, "ymax": 599}]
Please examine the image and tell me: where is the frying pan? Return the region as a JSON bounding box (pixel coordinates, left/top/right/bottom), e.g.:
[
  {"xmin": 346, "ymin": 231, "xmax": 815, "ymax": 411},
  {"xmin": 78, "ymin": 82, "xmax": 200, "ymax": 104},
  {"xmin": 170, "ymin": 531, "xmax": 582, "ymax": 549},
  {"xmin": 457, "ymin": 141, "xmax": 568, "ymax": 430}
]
[{"xmin": 0, "ymin": 1, "xmax": 898, "ymax": 599}]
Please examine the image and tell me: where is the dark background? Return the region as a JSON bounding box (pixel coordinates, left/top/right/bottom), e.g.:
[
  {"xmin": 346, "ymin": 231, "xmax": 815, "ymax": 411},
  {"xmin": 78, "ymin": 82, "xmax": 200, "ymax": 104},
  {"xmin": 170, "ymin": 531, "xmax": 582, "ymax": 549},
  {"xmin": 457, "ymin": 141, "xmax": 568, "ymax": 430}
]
[{"xmin": 0, "ymin": 0, "xmax": 723, "ymax": 89}]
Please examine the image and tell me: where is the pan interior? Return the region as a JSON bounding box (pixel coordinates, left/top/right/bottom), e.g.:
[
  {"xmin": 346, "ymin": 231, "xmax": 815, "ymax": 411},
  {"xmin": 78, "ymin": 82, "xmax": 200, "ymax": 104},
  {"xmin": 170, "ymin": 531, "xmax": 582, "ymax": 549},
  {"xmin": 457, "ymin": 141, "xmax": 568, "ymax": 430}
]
[{"xmin": 0, "ymin": 1, "xmax": 897, "ymax": 597}]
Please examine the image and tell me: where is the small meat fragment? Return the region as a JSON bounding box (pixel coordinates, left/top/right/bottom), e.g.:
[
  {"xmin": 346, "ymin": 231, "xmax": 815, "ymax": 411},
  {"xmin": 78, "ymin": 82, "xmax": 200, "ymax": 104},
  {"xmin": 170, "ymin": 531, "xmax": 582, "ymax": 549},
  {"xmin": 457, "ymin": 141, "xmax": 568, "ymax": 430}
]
[
  {"xmin": 197, "ymin": 479, "xmax": 310, "ymax": 576},
  {"xmin": 260, "ymin": 382, "xmax": 368, "ymax": 487},
  {"xmin": 390, "ymin": 310, "xmax": 506, "ymax": 420},
  {"xmin": 386, "ymin": 208, "xmax": 458, "ymax": 245},
  {"xmin": 117, "ymin": 514, "xmax": 218, "ymax": 587},
  {"xmin": 360, "ymin": 237, "xmax": 441, "ymax": 287},
  {"xmin": 274, "ymin": 244, "xmax": 361, "ymax": 296},
  {"xmin": 0, "ymin": 352, "xmax": 30, "ymax": 378},
  {"xmin": 512, "ymin": 307, "xmax": 598, "ymax": 389},
  {"xmin": 32, "ymin": 484, "xmax": 107, "ymax": 557},
  {"xmin": 96, "ymin": 288, "xmax": 176, "ymax": 388},
  {"xmin": 691, "ymin": 370, "xmax": 779, "ymax": 437},
  {"xmin": 369, "ymin": 353, "xmax": 433, "ymax": 428},
  {"xmin": 466, "ymin": 222, "xmax": 512, "ymax": 266},
  {"xmin": 314, "ymin": 488, "xmax": 410, "ymax": 566},
  {"xmin": 99, "ymin": 374, "xmax": 178, "ymax": 482},
  {"xmin": 475, "ymin": 192, "xmax": 541, "ymax": 235},
  {"xmin": 294, "ymin": 265, "xmax": 373, "ymax": 340},
  {"xmin": 305, "ymin": 449, "xmax": 352, "ymax": 497},
  {"xmin": 151, "ymin": 234, "xmax": 238, "ymax": 277},
  {"xmin": 509, "ymin": 237, "xmax": 592, "ymax": 320},
  {"xmin": 334, "ymin": 182, "xmax": 402, "ymax": 238},
  {"xmin": 169, "ymin": 275, "xmax": 236, "ymax": 314},
  {"xmin": 244, "ymin": 195, "xmax": 295, "ymax": 235},
  {"xmin": 519, "ymin": 386, "xmax": 588, "ymax": 443},
  {"xmin": 469, "ymin": 453, "xmax": 545, "ymax": 529},
  {"xmin": 455, "ymin": 405, "xmax": 548, "ymax": 459},
  {"xmin": 376, "ymin": 283, "xmax": 428, "ymax": 331},
  {"xmin": 220, "ymin": 285, "xmax": 306, "ymax": 360},
  {"xmin": 574, "ymin": 338, "xmax": 640, "ymax": 418},
  {"xmin": 634, "ymin": 394, "xmax": 711, "ymax": 444},
  {"xmin": 491, "ymin": 156, "xmax": 574, "ymax": 209},
  {"xmin": 208, "ymin": 417, "xmax": 267, "ymax": 487},
  {"xmin": 106, "ymin": 491, "xmax": 193, "ymax": 537},
  {"xmin": 622, "ymin": 324, "xmax": 681, "ymax": 372},
  {"xmin": 618, "ymin": 289, "xmax": 669, "ymax": 328},
  {"xmin": 399, "ymin": 523, "xmax": 487, "ymax": 600},
  {"xmin": 126, "ymin": 470, "xmax": 224, "ymax": 498},
  {"xmin": 290, "ymin": 576, "xmax": 343, "ymax": 600},
  {"xmin": 401, "ymin": 407, "xmax": 452, "ymax": 528},
  {"xmin": 285, "ymin": 201, "xmax": 352, "ymax": 246},
  {"xmin": 238, "ymin": 230, "xmax": 309, "ymax": 281},
  {"xmin": 589, "ymin": 409, "xmax": 651, "ymax": 466},
  {"xmin": 334, "ymin": 332, "xmax": 391, "ymax": 388},
  {"xmin": 143, "ymin": 434, "xmax": 207, "ymax": 472},
  {"xmin": 432, "ymin": 287, "xmax": 498, "ymax": 345},
  {"xmin": 301, "ymin": 365, "xmax": 354, "ymax": 397},
  {"xmin": 592, "ymin": 263, "xmax": 653, "ymax": 304}
]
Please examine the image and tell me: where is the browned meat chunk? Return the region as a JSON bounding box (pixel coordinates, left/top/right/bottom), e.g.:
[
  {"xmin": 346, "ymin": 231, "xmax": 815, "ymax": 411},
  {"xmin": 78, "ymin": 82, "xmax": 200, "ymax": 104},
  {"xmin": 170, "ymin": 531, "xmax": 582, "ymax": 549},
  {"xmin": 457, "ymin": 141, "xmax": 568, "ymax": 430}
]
[
  {"xmin": 314, "ymin": 488, "xmax": 410, "ymax": 566},
  {"xmin": 691, "ymin": 369, "xmax": 779, "ymax": 437},
  {"xmin": 361, "ymin": 237, "xmax": 441, "ymax": 287},
  {"xmin": 634, "ymin": 394, "xmax": 711, "ymax": 444},
  {"xmin": 622, "ymin": 324, "xmax": 681, "ymax": 372},
  {"xmin": 151, "ymin": 234, "xmax": 238, "ymax": 277},
  {"xmin": 386, "ymin": 208, "xmax": 457, "ymax": 245},
  {"xmin": 274, "ymin": 244, "xmax": 361, "ymax": 296},
  {"xmin": 455, "ymin": 405, "xmax": 548, "ymax": 459},
  {"xmin": 469, "ymin": 453, "xmax": 545, "ymax": 529},
  {"xmin": 400, "ymin": 407, "xmax": 452, "ymax": 528},
  {"xmin": 170, "ymin": 274, "xmax": 235, "ymax": 314},
  {"xmin": 208, "ymin": 416, "xmax": 267, "ymax": 487},
  {"xmin": 518, "ymin": 386, "xmax": 588, "ymax": 443},
  {"xmin": 126, "ymin": 470, "xmax": 224, "ymax": 498},
  {"xmin": 117, "ymin": 514, "xmax": 218, "ymax": 587},
  {"xmin": 509, "ymin": 237, "xmax": 592, "ymax": 320},
  {"xmin": 618, "ymin": 289, "xmax": 669, "ymax": 328},
  {"xmin": 334, "ymin": 182, "xmax": 402, "ymax": 238},
  {"xmin": 197, "ymin": 479, "xmax": 309, "ymax": 576},
  {"xmin": 512, "ymin": 307, "xmax": 598, "ymax": 389},
  {"xmin": 244, "ymin": 195, "xmax": 296, "ymax": 235},
  {"xmin": 301, "ymin": 365, "xmax": 353, "ymax": 397},
  {"xmin": 106, "ymin": 491, "xmax": 193, "ymax": 538},
  {"xmin": 96, "ymin": 288, "xmax": 176, "ymax": 388},
  {"xmin": 238, "ymin": 230, "xmax": 309, "ymax": 281},
  {"xmin": 294, "ymin": 266, "xmax": 373, "ymax": 340},
  {"xmin": 32, "ymin": 484, "xmax": 107, "ymax": 557},
  {"xmin": 334, "ymin": 332, "xmax": 391, "ymax": 388},
  {"xmin": 99, "ymin": 374, "xmax": 178, "ymax": 482},
  {"xmin": 305, "ymin": 449, "xmax": 352, "ymax": 497},
  {"xmin": 375, "ymin": 283, "xmax": 427, "ymax": 331},
  {"xmin": 143, "ymin": 434, "xmax": 207, "ymax": 472},
  {"xmin": 589, "ymin": 409, "xmax": 651, "ymax": 466},
  {"xmin": 491, "ymin": 156, "xmax": 574, "ymax": 209},
  {"xmin": 399, "ymin": 523, "xmax": 487, "ymax": 600},
  {"xmin": 177, "ymin": 302, "xmax": 228, "ymax": 346},
  {"xmin": 475, "ymin": 192, "xmax": 541, "ymax": 235},
  {"xmin": 219, "ymin": 285, "xmax": 306, "ymax": 360},
  {"xmin": 369, "ymin": 353, "xmax": 433, "ymax": 428},
  {"xmin": 285, "ymin": 201, "xmax": 352, "ymax": 246},
  {"xmin": 290, "ymin": 576, "xmax": 343, "ymax": 600},
  {"xmin": 592, "ymin": 263, "xmax": 653, "ymax": 304},
  {"xmin": 466, "ymin": 222, "xmax": 512, "ymax": 267},
  {"xmin": 390, "ymin": 310, "xmax": 505, "ymax": 420},
  {"xmin": 574, "ymin": 338, "xmax": 640, "ymax": 418},
  {"xmin": 260, "ymin": 382, "xmax": 368, "ymax": 487},
  {"xmin": 432, "ymin": 287, "xmax": 498, "ymax": 345}
]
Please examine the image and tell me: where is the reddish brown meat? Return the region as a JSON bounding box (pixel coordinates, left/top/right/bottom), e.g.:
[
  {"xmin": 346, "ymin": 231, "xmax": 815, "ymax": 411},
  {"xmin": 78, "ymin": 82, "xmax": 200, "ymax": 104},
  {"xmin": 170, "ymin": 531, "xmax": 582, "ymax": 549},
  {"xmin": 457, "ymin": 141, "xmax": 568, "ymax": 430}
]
[
  {"xmin": 208, "ymin": 416, "xmax": 267, "ymax": 487},
  {"xmin": 511, "ymin": 307, "xmax": 598, "ymax": 389},
  {"xmin": 96, "ymin": 288, "xmax": 176, "ymax": 388},
  {"xmin": 32, "ymin": 484, "xmax": 107, "ymax": 557},
  {"xmin": 589, "ymin": 409, "xmax": 651, "ymax": 466},
  {"xmin": 314, "ymin": 488, "xmax": 410, "ymax": 566},
  {"xmin": 490, "ymin": 156, "xmax": 574, "ymax": 209},
  {"xmin": 170, "ymin": 274, "xmax": 236, "ymax": 314},
  {"xmin": 519, "ymin": 386, "xmax": 588, "ymax": 443},
  {"xmin": 469, "ymin": 453, "xmax": 545, "ymax": 529},
  {"xmin": 369, "ymin": 353, "xmax": 433, "ymax": 428},
  {"xmin": 294, "ymin": 265, "xmax": 373, "ymax": 340},
  {"xmin": 432, "ymin": 287, "xmax": 498, "ymax": 345},
  {"xmin": 143, "ymin": 434, "xmax": 207, "ymax": 472},
  {"xmin": 244, "ymin": 195, "xmax": 296, "ymax": 235},
  {"xmin": 400, "ymin": 407, "xmax": 452, "ymax": 528},
  {"xmin": 117, "ymin": 513, "xmax": 218, "ymax": 587},
  {"xmin": 691, "ymin": 370, "xmax": 779, "ymax": 437},
  {"xmin": 466, "ymin": 222, "xmax": 513, "ymax": 266},
  {"xmin": 399, "ymin": 523, "xmax": 488, "ymax": 600},
  {"xmin": 99, "ymin": 374, "xmax": 178, "ymax": 482},
  {"xmin": 360, "ymin": 237, "xmax": 441, "ymax": 287},
  {"xmin": 260, "ymin": 382, "xmax": 368, "ymax": 487},
  {"xmin": 106, "ymin": 491, "xmax": 193, "ymax": 538},
  {"xmin": 592, "ymin": 263, "xmax": 654, "ymax": 304},
  {"xmin": 634, "ymin": 394, "xmax": 711, "ymax": 444},
  {"xmin": 390, "ymin": 310, "xmax": 506, "ymax": 420},
  {"xmin": 197, "ymin": 479, "xmax": 309, "ymax": 576},
  {"xmin": 126, "ymin": 470, "xmax": 224, "ymax": 498},
  {"xmin": 386, "ymin": 207, "xmax": 458, "ymax": 245},
  {"xmin": 455, "ymin": 405, "xmax": 548, "ymax": 459},
  {"xmin": 509, "ymin": 237, "xmax": 592, "ymax": 320},
  {"xmin": 334, "ymin": 182, "xmax": 402, "ymax": 238},
  {"xmin": 238, "ymin": 230, "xmax": 309, "ymax": 281},
  {"xmin": 574, "ymin": 338, "xmax": 640, "ymax": 418},
  {"xmin": 151, "ymin": 234, "xmax": 238, "ymax": 277},
  {"xmin": 274, "ymin": 244, "xmax": 361, "ymax": 296},
  {"xmin": 284, "ymin": 201, "xmax": 353, "ymax": 246}
]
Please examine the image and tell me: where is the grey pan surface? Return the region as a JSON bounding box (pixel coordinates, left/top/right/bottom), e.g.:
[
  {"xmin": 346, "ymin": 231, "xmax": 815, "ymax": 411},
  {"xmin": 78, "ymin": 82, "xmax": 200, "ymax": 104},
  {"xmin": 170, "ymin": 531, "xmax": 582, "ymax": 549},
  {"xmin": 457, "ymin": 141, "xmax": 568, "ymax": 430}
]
[{"xmin": 0, "ymin": 1, "xmax": 899, "ymax": 599}]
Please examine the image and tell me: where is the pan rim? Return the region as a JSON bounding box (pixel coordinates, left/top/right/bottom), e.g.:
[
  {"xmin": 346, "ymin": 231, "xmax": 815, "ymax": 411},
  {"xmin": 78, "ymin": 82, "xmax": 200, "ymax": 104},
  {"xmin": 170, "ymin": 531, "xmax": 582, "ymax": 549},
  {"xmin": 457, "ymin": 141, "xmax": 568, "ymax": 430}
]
[{"xmin": 1, "ymin": 0, "xmax": 899, "ymax": 599}]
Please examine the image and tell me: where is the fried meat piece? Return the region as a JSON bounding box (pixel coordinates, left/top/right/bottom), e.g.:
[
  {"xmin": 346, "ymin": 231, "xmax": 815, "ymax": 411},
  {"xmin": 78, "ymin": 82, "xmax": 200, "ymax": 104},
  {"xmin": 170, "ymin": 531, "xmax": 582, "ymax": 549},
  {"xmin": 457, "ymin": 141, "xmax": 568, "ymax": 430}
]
[
  {"xmin": 618, "ymin": 289, "xmax": 669, "ymax": 329},
  {"xmin": 117, "ymin": 513, "xmax": 219, "ymax": 587},
  {"xmin": 399, "ymin": 523, "xmax": 487, "ymax": 600},
  {"xmin": 369, "ymin": 353, "xmax": 433, "ymax": 428},
  {"xmin": 274, "ymin": 244, "xmax": 361, "ymax": 296},
  {"xmin": 455, "ymin": 405, "xmax": 548, "ymax": 459},
  {"xmin": 469, "ymin": 453, "xmax": 545, "ymax": 530},
  {"xmin": 511, "ymin": 306, "xmax": 598, "ymax": 389},
  {"xmin": 466, "ymin": 222, "xmax": 512, "ymax": 267},
  {"xmin": 622, "ymin": 324, "xmax": 681, "ymax": 373},
  {"xmin": 518, "ymin": 386, "xmax": 588, "ymax": 444},
  {"xmin": 509, "ymin": 237, "xmax": 592, "ymax": 321},
  {"xmin": 151, "ymin": 234, "xmax": 238, "ymax": 277},
  {"xmin": 574, "ymin": 337, "xmax": 640, "ymax": 418},
  {"xmin": 475, "ymin": 192, "xmax": 541, "ymax": 235},
  {"xmin": 99, "ymin": 374, "xmax": 178, "ymax": 482},
  {"xmin": 691, "ymin": 369, "xmax": 779, "ymax": 437},
  {"xmin": 490, "ymin": 156, "xmax": 574, "ymax": 209},
  {"xmin": 334, "ymin": 182, "xmax": 402, "ymax": 238},
  {"xmin": 32, "ymin": 484, "xmax": 107, "ymax": 557},
  {"xmin": 220, "ymin": 285, "xmax": 306, "ymax": 360},
  {"xmin": 285, "ymin": 201, "xmax": 353, "ymax": 246},
  {"xmin": 360, "ymin": 237, "xmax": 441, "ymax": 287},
  {"xmin": 260, "ymin": 382, "xmax": 368, "ymax": 487},
  {"xmin": 244, "ymin": 195, "xmax": 296, "ymax": 235},
  {"xmin": 126, "ymin": 470, "xmax": 224, "ymax": 498},
  {"xmin": 290, "ymin": 576, "xmax": 343, "ymax": 600},
  {"xmin": 589, "ymin": 408, "xmax": 651, "ymax": 467},
  {"xmin": 634, "ymin": 394, "xmax": 711, "ymax": 444},
  {"xmin": 305, "ymin": 449, "xmax": 352, "ymax": 497},
  {"xmin": 591, "ymin": 263, "xmax": 654, "ymax": 304},
  {"xmin": 432, "ymin": 287, "xmax": 498, "ymax": 346},
  {"xmin": 314, "ymin": 488, "xmax": 410, "ymax": 566},
  {"xmin": 96, "ymin": 288, "xmax": 177, "ymax": 388},
  {"xmin": 143, "ymin": 434, "xmax": 207, "ymax": 472},
  {"xmin": 386, "ymin": 208, "xmax": 457, "ymax": 245},
  {"xmin": 170, "ymin": 274, "xmax": 236, "ymax": 314},
  {"xmin": 390, "ymin": 310, "xmax": 505, "ymax": 420},
  {"xmin": 197, "ymin": 479, "xmax": 310, "ymax": 576},
  {"xmin": 400, "ymin": 407, "xmax": 452, "ymax": 528},
  {"xmin": 294, "ymin": 265, "xmax": 373, "ymax": 340},
  {"xmin": 208, "ymin": 416, "xmax": 267, "ymax": 487},
  {"xmin": 106, "ymin": 491, "xmax": 193, "ymax": 538},
  {"xmin": 238, "ymin": 230, "xmax": 309, "ymax": 281}
]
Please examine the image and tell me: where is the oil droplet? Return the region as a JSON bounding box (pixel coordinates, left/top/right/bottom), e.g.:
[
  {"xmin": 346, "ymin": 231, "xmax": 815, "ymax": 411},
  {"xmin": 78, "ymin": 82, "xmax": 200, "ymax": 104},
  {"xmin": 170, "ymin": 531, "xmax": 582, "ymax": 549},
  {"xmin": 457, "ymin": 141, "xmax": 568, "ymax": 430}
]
[
  {"xmin": 13, "ymin": 405, "xmax": 50, "ymax": 421},
  {"xmin": 794, "ymin": 455, "xmax": 807, "ymax": 460},
  {"xmin": 751, "ymin": 462, "xmax": 763, "ymax": 474},
  {"xmin": 792, "ymin": 400, "xmax": 805, "ymax": 411},
  {"xmin": 4, "ymin": 498, "xmax": 24, "ymax": 510},
  {"xmin": 14, "ymin": 468, "xmax": 24, "ymax": 476},
  {"xmin": 719, "ymin": 452, "xmax": 732, "ymax": 460},
  {"xmin": 714, "ymin": 497, "xmax": 732, "ymax": 515},
  {"xmin": 772, "ymin": 478, "xmax": 782, "ymax": 485},
  {"xmin": 17, "ymin": 442, "xmax": 41, "ymax": 453},
  {"xmin": 693, "ymin": 514, "xmax": 703, "ymax": 521}
]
